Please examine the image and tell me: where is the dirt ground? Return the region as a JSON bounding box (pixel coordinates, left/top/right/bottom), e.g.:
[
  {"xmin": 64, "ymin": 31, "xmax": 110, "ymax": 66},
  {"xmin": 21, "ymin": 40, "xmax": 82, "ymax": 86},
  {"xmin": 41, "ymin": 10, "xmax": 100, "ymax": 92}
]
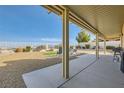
[{"xmin": 0, "ymin": 52, "xmax": 84, "ymax": 88}]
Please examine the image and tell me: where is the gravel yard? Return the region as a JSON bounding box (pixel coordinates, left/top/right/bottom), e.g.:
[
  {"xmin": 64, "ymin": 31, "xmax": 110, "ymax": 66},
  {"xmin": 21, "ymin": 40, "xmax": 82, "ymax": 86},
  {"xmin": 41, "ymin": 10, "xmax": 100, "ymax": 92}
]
[{"xmin": 0, "ymin": 52, "xmax": 84, "ymax": 88}]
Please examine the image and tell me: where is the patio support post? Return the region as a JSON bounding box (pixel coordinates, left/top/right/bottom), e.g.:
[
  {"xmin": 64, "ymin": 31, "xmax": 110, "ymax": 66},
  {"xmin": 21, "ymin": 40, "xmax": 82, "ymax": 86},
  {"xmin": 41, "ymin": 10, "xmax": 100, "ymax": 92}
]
[
  {"xmin": 62, "ymin": 8, "xmax": 69, "ymax": 79},
  {"xmin": 121, "ymin": 24, "xmax": 124, "ymax": 48},
  {"xmin": 120, "ymin": 35, "xmax": 123, "ymax": 48},
  {"xmin": 96, "ymin": 33, "xmax": 99, "ymax": 59},
  {"xmin": 104, "ymin": 39, "xmax": 106, "ymax": 54}
]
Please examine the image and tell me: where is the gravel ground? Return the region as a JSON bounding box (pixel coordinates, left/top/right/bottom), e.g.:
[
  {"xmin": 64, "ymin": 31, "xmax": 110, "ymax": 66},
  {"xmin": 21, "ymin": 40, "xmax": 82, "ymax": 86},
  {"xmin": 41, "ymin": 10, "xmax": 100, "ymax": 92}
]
[{"xmin": 0, "ymin": 52, "xmax": 84, "ymax": 88}]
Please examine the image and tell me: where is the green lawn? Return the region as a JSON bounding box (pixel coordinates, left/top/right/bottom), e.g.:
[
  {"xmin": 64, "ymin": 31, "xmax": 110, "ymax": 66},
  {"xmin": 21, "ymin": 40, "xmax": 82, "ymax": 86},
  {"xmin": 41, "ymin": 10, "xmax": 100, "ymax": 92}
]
[{"xmin": 43, "ymin": 51, "xmax": 57, "ymax": 57}]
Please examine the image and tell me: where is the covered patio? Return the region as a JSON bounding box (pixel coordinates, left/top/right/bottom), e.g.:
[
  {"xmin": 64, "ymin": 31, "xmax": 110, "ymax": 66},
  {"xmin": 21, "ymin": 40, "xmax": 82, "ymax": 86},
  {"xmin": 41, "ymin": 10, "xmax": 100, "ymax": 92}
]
[
  {"xmin": 23, "ymin": 5, "xmax": 124, "ymax": 87},
  {"xmin": 23, "ymin": 53, "xmax": 124, "ymax": 88}
]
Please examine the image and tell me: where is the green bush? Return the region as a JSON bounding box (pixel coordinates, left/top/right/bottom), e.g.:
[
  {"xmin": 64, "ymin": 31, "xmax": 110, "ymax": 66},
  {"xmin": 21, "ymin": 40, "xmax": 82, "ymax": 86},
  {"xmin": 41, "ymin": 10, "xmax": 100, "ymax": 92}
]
[
  {"xmin": 85, "ymin": 44, "xmax": 90, "ymax": 49},
  {"xmin": 54, "ymin": 45, "xmax": 59, "ymax": 49},
  {"xmin": 106, "ymin": 46, "xmax": 115, "ymax": 50},
  {"xmin": 25, "ymin": 46, "xmax": 32, "ymax": 52},
  {"xmin": 23, "ymin": 48, "xmax": 26, "ymax": 52}
]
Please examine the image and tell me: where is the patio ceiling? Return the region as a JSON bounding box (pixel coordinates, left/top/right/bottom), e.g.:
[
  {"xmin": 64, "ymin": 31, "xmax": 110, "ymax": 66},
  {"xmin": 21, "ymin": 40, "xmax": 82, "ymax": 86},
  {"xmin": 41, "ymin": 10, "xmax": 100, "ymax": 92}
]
[{"xmin": 66, "ymin": 5, "xmax": 124, "ymax": 40}]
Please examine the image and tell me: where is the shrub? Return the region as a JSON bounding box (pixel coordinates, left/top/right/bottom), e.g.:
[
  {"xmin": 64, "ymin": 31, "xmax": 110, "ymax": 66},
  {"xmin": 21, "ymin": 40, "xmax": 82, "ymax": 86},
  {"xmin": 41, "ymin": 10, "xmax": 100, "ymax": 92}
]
[
  {"xmin": 25, "ymin": 46, "xmax": 32, "ymax": 52},
  {"xmin": 70, "ymin": 46, "xmax": 74, "ymax": 49},
  {"xmin": 57, "ymin": 46, "xmax": 62, "ymax": 54},
  {"xmin": 76, "ymin": 45, "xmax": 81, "ymax": 49},
  {"xmin": 15, "ymin": 48, "xmax": 24, "ymax": 52},
  {"xmin": 54, "ymin": 45, "xmax": 59, "ymax": 49},
  {"xmin": 23, "ymin": 48, "xmax": 26, "ymax": 52},
  {"xmin": 106, "ymin": 46, "xmax": 115, "ymax": 50},
  {"xmin": 85, "ymin": 44, "xmax": 90, "ymax": 49}
]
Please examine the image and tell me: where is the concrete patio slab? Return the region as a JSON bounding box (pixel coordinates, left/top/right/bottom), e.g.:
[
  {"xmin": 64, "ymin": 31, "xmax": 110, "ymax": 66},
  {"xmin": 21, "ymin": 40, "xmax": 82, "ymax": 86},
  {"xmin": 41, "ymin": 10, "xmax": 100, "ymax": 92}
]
[
  {"xmin": 61, "ymin": 55, "xmax": 124, "ymax": 88},
  {"xmin": 23, "ymin": 54, "xmax": 124, "ymax": 88},
  {"xmin": 22, "ymin": 54, "xmax": 96, "ymax": 88}
]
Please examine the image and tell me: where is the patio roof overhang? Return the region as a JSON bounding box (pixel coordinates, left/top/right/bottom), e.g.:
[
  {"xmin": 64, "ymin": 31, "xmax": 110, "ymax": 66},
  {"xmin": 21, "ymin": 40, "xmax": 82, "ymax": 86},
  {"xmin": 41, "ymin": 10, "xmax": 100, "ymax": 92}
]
[
  {"xmin": 43, "ymin": 5, "xmax": 124, "ymax": 40},
  {"xmin": 43, "ymin": 5, "xmax": 104, "ymax": 38},
  {"xmin": 42, "ymin": 5, "xmax": 123, "ymax": 79},
  {"xmin": 66, "ymin": 5, "xmax": 124, "ymax": 40}
]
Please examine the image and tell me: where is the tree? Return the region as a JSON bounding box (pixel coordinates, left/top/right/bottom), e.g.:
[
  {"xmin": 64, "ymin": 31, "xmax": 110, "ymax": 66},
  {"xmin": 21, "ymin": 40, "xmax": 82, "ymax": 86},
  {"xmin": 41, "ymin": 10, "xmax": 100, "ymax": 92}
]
[
  {"xmin": 76, "ymin": 31, "xmax": 90, "ymax": 43},
  {"xmin": 25, "ymin": 46, "xmax": 32, "ymax": 52}
]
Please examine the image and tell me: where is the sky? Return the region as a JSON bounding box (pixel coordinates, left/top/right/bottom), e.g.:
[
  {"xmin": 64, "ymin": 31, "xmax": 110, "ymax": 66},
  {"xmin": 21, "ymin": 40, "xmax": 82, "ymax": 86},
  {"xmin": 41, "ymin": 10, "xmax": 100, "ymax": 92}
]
[{"xmin": 0, "ymin": 5, "xmax": 95, "ymax": 48}]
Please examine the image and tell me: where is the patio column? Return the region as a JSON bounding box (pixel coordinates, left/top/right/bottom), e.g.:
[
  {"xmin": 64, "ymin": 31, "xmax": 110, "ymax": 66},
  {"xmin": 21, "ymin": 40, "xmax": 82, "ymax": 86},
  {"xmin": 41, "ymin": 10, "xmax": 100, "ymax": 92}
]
[
  {"xmin": 122, "ymin": 24, "xmax": 124, "ymax": 48},
  {"xmin": 62, "ymin": 8, "xmax": 69, "ymax": 79},
  {"xmin": 96, "ymin": 33, "xmax": 99, "ymax": 59},
  {"xmin": 104, "ymin": 39, "xmax": 106, "ymax": 54},
  {"xmin": 120, "ymin": 35, "xmax": 123, "ymax": 48}
]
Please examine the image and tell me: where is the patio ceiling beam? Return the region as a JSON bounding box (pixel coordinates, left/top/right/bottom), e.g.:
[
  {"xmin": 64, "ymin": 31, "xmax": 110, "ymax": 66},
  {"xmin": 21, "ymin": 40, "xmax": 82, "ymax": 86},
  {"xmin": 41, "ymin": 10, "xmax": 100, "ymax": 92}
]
[
  {"xmin": 42, "ymin": 5, "xmax": 62, "ymax": 15},
  {"xmin": 53, "ymin": 5, "xmax": 100, "ymax": 34},
  {"xmin": 43, "ymin": 5, "xmax": 124, "ymax": 41},
  {"xmin": 42, "ymin": 5, "xmax": 105, "ymax": 39},
  {"xmin": 60, "ymin": 6, "xmax": 105, "ymax": 38}
]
